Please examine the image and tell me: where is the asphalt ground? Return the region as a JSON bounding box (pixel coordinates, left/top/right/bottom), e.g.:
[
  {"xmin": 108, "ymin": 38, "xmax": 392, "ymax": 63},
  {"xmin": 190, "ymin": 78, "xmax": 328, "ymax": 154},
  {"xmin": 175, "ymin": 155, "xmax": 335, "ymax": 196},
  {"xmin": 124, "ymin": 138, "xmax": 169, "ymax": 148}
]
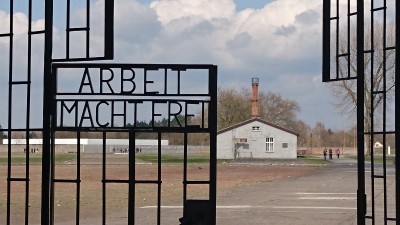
[
  {"xmin": 138, "ymin": 157, "xmax": 396, "ymax": 225},
  {"xmin": 55, "ymin": 156, "xmax": 397, "ymax": 225}
]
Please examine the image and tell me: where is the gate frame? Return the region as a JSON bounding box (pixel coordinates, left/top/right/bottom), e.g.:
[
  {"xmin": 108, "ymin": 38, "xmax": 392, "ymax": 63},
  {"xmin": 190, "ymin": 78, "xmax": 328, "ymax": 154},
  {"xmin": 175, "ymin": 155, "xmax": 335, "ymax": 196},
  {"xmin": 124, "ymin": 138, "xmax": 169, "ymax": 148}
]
[{"xmin": 323, "ymin": 0, "xmax": 398, "ymax": 224}]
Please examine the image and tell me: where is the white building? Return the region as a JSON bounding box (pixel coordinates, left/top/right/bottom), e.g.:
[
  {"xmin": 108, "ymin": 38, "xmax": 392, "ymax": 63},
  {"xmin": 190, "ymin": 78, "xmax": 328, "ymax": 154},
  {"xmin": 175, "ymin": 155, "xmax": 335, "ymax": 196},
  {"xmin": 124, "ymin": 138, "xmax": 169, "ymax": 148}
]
[
  {"xmin": 217, "ymin": 78, "xmax": 298, "ymax": 159},
  {"xmin": 217, "ymin": 118, "xmax": 298, "ymax": 159}
]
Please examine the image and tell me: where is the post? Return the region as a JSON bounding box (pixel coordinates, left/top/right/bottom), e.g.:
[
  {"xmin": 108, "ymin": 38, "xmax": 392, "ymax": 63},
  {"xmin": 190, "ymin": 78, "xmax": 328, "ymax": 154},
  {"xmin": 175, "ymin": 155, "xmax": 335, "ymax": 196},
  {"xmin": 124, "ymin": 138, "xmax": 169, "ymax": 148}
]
[
  {"xmin": 356, "ymin": 0, "xmax": 366, "ymax": 224},
  {"xmin": 41, "ymin": 0, "xmax": 53, "ymax": 224}
]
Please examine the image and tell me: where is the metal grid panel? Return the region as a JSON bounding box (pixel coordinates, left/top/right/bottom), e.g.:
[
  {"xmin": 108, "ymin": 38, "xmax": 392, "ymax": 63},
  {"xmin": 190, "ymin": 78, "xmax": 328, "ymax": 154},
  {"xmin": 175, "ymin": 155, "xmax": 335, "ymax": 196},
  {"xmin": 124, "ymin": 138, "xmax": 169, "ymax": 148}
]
[
  {"xmin": 0, "ymin": 0, "xmax": 113, "ymax": 224},
  {"xmin": 323, "ymin": 0, "xmax": 398, "ymax": 224},
  {"xmin": 50, "ymin": 63, "xmax": 218, "ymax": 224}
]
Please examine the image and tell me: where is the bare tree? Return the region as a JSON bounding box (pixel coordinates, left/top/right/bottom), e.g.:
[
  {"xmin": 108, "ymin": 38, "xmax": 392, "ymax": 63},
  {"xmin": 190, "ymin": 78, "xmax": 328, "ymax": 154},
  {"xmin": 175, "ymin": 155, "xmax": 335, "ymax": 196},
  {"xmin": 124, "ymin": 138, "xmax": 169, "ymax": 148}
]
[
  {"xmin": 217, "ymin": 87, "xmax": 300, "ymax": 130},
  {"xmin": 217, "ymin": 87, "xmax": 251, "ymax": 130},
  {"xmin": 329, "ymin": 23, "xmax": 395, "ymax": 155}
]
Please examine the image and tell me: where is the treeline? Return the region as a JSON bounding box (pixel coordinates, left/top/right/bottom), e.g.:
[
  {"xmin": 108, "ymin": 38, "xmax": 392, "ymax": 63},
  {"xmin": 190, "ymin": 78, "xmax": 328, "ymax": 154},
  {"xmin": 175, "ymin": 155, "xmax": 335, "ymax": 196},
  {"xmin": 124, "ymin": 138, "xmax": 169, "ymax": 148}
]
[{"xmin": 2, "ymin": 87, "xmax": 384, "ymax": 148}]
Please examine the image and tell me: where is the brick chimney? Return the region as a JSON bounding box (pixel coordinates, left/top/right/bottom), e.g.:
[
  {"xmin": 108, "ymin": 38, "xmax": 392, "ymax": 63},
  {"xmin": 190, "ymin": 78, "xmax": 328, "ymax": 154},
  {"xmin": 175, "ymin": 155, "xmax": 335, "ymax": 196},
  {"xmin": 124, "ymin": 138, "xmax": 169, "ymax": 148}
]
[{"xmin": 251, "ymin": 78, "xmax": 259, "ymax": 118}]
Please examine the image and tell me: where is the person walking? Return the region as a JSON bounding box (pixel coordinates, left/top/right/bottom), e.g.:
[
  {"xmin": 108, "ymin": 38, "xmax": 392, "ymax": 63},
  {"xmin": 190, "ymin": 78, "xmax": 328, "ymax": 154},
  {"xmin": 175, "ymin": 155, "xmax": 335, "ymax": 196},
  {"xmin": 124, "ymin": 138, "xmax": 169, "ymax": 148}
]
[
  {"xmin": 335, "ymin": 148, "xmax": 340, "ymax": 159},
  {"xmin": 323, "ymin": 148, "xmax": 327, "ymax": 160},
  {"xmin": 328, "ymin": 148, "xmax": 333, "ymax": 160}
]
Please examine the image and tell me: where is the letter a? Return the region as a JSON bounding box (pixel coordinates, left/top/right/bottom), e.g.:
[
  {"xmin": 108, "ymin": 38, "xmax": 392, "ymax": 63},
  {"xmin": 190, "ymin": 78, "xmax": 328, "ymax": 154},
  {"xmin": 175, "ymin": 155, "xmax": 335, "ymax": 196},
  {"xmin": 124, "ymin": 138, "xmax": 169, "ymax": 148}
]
[{"xmin": 79, "ymin": 68, "xmax": 95, "ymax": 93}]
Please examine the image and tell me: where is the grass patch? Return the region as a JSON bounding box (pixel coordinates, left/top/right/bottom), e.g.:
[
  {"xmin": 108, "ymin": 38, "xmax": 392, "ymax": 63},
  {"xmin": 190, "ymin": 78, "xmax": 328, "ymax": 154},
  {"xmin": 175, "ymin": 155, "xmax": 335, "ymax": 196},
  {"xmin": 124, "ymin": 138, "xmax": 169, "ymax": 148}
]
[
  {"xmin": 0, "ymin": 153, "xmax": 76, "ymax": 165},
  {"xmin": 347, "ymin": 155, "xmax": 395, "ymax": 164},
  {"xmin": 136, "ymin": 153, "xmax": 210, "ymax": 164},
  {"xmin": 299, "ymin": 155, "xmax": 331, "ymax": 165}
]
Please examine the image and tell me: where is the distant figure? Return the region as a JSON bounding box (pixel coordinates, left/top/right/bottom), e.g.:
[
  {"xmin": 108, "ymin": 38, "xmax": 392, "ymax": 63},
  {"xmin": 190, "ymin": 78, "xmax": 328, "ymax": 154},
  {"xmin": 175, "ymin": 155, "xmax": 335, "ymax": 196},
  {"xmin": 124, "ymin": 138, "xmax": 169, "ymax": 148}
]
[
  {"xmin": 323, "ymin": 148, "xmax": 327, "ymax": 160},
  {"xmin": 336, "ymin": 148, "xmax": 340, "ymax": 159},
  {"xmin": 329, "ymin": 148, "xmax": 333, "ymax": 160}
]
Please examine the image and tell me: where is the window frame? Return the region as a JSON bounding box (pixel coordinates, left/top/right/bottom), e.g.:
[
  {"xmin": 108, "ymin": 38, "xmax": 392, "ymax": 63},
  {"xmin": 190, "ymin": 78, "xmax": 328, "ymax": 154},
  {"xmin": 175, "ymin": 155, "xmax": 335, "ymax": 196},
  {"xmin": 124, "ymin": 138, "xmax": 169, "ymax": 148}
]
[{"xmin": 266, "ymin": 137, "xmax": 274, "ymax": 152}]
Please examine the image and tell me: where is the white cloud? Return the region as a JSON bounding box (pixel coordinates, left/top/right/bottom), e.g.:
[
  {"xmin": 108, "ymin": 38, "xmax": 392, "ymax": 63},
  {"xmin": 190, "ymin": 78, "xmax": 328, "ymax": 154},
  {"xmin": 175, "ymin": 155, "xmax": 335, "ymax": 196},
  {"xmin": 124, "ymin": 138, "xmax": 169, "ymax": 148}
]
[
  {"xmin": 150, "ymin": 0, "xmax": 235, "ymax": 25},
  {"xmin": 0, "ymin": 0, "xmax": 349, "ymax": 129}
]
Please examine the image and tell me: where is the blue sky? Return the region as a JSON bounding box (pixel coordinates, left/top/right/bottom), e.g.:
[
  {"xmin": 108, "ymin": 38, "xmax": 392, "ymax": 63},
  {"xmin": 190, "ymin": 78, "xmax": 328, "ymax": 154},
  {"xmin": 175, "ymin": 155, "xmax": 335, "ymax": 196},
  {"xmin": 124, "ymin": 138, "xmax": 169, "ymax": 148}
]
[{"xmin": 0, "ymin": 0, "xmax": 351, "ymax": 130}]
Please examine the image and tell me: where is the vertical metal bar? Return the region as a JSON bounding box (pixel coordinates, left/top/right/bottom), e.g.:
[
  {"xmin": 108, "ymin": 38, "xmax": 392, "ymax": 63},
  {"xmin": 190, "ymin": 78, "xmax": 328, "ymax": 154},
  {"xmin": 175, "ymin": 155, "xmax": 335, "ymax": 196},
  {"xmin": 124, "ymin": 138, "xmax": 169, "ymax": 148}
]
[
  {"xmin": 104, "ymin": 0, "xmax": 114, "ymax": 59},
  {"xmin": 66, "ymin": 0, "xmax": 70, "ymax": 59},
  {"xmin": 76, "ymin": 132, "xmax": 81, "ymax": 225},
  {"xmin": 356, "ymin": 0, "xmax": 366, "ymax": 225},
  {"xmin": 322, "ymin": 0, "xmax": 331, "ymax": 82},
  {"xmin": 50, "ymin": 63, "xmax": 58, "ymax": 225},
  {"xmin": 157, "ymin": 132, "xmax": 162, "ymax": 225},
  {"xmin": 102, "ymin": 132, "xmax": 106, "ymax": 225},
  {"xmin": 209, "ymin": 65, "xmax": 218, "ymax": 225},
  {"xmin": 25, "ymin": 0, "xmax": 34, "ymax": 223},
  {"xmin": 395, "ymin": 0, "xmax": 400, "ymax": 223},
  {"xmin": 382, "ymin": 2, "xmax": 388, "ymax": 224},
  {"xmin": 42, "ymin": 0, "xmax": 54, "ymax": 224},
  {"xmin": 336, "ymin": 0, "xmax": 340, "ymax": 80},
  {"xmin": 86, "ymin": 0, "xmax": 90, "ymax": 58},
  {"xmin": 183, "ymin": 132, "xmax": 188, "ymax": 216},
  {"xmin": 370, "ymin": 1, "xmax": 376, "ymax": 223},
  {"xmin": 347, "ymin": 0, "xmax": 351, "ymax": 79},
  {"xmin": 7, "ymin": 0, "xmax": 14, "ymax": 223},
  {"xmin": 128, "ymin": 130, "xmax": 136, "ymax": 224}
]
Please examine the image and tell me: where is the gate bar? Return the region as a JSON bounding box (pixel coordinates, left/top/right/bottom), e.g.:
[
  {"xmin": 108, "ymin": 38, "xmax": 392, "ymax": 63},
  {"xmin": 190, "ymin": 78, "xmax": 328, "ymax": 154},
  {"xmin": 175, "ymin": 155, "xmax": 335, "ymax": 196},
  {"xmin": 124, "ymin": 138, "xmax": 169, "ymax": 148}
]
[
  {"xmin": 396, "ymin": 0, "xmax": 400, "ymax": 223},
  {"xmin": 356, "ymin": 1, "xmax": 366, "ymax": 225},
  {"xmin": 42, "ymin": 0, "xmax": 54, "ymax": 224}
]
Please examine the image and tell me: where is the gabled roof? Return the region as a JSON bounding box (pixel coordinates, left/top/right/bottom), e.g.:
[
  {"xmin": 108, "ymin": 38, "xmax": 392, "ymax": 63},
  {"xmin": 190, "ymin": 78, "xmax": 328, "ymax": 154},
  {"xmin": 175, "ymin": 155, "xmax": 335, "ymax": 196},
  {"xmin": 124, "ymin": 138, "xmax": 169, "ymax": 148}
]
[{"xmin": 217, "ymin": 117, "xmax": 299, "ymax": 136}]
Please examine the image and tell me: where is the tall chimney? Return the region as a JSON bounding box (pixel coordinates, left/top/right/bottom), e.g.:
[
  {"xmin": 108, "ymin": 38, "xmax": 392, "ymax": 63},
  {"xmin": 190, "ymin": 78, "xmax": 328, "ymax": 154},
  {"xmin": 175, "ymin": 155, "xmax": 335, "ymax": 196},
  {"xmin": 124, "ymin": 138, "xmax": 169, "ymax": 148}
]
[{"xmin": 251, "ymin": 78, "xmax": 259, "ymax": 118}]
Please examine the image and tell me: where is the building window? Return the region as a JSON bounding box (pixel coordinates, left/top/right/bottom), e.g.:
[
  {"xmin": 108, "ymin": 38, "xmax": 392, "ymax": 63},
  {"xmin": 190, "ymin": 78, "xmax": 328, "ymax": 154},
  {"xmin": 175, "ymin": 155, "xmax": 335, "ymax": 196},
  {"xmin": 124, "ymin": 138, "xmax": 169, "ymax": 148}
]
[
  {"xmin": 282, "ymin": 143, "xmax": 288, "ymax": 148},
  {"xmin": 252, "ymin": 126, "xmax": 260, "ymax": 132},
  {"xmin": 266, "ymin": 138, "xmax": 274, "ymax": 152}
]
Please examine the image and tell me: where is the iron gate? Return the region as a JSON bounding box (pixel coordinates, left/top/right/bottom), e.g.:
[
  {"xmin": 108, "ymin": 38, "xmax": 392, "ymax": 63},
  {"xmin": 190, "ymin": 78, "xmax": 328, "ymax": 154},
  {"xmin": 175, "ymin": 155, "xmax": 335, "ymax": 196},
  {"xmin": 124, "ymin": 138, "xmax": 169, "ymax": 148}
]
[
  {"xmin": 323, "ymin": 0, "xmax": 398, "ymax": 224},
  {"xmin": 0, "ymin": 0, "xmax": 217, "ymax": 224}
]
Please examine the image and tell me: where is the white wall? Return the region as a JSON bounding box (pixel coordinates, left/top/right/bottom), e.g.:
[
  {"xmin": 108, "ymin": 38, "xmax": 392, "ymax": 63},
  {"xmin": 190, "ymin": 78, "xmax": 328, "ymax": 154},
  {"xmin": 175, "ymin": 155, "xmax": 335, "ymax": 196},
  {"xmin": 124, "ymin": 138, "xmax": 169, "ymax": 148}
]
[
  {"xmin": 217, "ymin": 120, "xmax": 297, "ymax": 159},
  {"xmin": 3, "ymin": 138, "xmax": 169, "ymax": 146}
]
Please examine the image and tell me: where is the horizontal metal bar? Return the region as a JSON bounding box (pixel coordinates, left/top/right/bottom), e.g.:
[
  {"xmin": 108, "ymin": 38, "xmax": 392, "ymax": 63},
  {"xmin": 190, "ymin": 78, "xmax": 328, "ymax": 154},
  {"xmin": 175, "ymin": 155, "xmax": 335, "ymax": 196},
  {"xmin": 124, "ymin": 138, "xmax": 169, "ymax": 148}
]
[
  {"xmin": 372, "ymin": 90, "xmax": 386, "ymax": 94},
  {"xmin": 0, "ymin": 128, "xmax": 43, "ymax": 132},
  {"xmin": 365, "ymin": 215, "xmax": 373, "ymax": 219},
  {"xmin": 385, "ymin": 46, "xmax": 396, "ymax": 51},
  {"xmin": 136, "ymin": 180, "xmax": 161, "ymax": 184},
  {"xmin": 371, "ymin": 6, "xmax": 386, "ymax": 11},
  {"xmin": 330, "ymin": 16, "xmax": 339, "ymax": 20},
  {"xmin": 52, "ymin": 57, "xmax": 109, "ymax": 62},
  {"xmin": 104, "ymin": 179, "xmax": 162, "ymax": 184},
  {"xmin": 387, "ymin": 217, "xmax": 396, "ymax": 221},
  {"xmin": 30, "ymin": 30, "xmax": 45, "ymax": 35},
  {"xmin": 56, "ymin": 93, "xmax": 211, "ymax": 97},
  {"xmin": 322, "ymin": 77, "xmax": 357, "ymax": 82},
  {"xmin": 8, "ymin": 178, "xmax": 29, "ymax": 182},
  {"xmin": 104, "ymin": 180, "xmax": 129, "ymax": 184},
  {"xmin": 55, "ymin": 127, "xmax": 211, "ymax": 133},
  {"xmin": 0, "ymin": 33, "xmax": 12, "ymax": 37},
  {"xmin": 364, "ymin": 131, "xmax": 396, "ymax": 135},
  {"xmin": 364, "ymin": 49, "xmax": 373, "ymax": 54},
  {"xmin": 337, "ymin": 53, "xmax": 349, "ymax": 57},
  {"xmin": 372, "ymin": 175, "xmax": 385, "ymax": 179},
  {"xmin": 67, "ymin": 27, "xmax": 89, "ymax": 32},
  {"xmin": 11, "ymin": 81, "xmax": 31, "ymax": 85},
  {"xmin": 185, "ymin": 181, "xmax": 210, "ymax": 185},
  {"xmin": 53, "ymin": 179, "xmax": 81, "ymax": 183},
  {"xmin": 53, "ymin": 62, "xmax": 217, "ymax": 69},
  {"xmin": 349, "ymin": 12, "xmax": 357, "ymax": 16}
]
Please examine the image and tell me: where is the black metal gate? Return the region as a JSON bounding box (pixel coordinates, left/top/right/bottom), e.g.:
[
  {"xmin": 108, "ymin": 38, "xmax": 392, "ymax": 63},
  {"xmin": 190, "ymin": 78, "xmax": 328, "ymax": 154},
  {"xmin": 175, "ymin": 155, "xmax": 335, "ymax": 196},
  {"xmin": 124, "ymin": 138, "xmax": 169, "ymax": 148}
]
[
  {"xmin": 1, "ymin": 1, "xmax": 217, "ymax": 224},
  {"xmin": 323, "ymin": 0, "xmax": 398, "ymax": 224}
]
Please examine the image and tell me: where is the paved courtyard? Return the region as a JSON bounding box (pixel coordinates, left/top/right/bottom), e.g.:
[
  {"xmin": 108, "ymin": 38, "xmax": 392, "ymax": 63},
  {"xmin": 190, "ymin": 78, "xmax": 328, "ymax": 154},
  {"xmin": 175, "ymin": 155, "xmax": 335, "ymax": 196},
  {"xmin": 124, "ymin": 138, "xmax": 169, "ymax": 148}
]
[{"xmin": 216, "ymin": 161, "xmax": 358, "ymax": 225}]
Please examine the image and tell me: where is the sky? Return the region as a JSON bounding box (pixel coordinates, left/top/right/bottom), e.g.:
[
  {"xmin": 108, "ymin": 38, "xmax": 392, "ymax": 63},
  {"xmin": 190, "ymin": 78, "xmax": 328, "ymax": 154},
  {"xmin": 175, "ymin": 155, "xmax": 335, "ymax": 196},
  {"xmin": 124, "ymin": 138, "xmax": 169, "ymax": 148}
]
[{"xmin": 0, "ymin": 0, "xmax": 352, "ymax": 131}]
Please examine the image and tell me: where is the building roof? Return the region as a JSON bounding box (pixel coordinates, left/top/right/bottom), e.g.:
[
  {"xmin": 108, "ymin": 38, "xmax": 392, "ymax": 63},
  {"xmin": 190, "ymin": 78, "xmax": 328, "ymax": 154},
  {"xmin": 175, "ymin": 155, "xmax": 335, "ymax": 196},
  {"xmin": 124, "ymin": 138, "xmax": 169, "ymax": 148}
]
[{"xmin": 217, "ymin": 117, "xmax": 299, "ymax": 136}]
